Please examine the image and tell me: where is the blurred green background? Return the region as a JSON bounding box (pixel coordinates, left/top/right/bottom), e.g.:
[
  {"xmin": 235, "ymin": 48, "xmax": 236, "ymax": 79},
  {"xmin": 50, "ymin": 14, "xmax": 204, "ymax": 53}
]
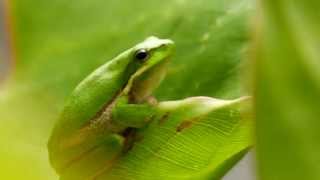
[{"xmin": 256, "ymin": 1, "xmax": 320, "ymax": 180}]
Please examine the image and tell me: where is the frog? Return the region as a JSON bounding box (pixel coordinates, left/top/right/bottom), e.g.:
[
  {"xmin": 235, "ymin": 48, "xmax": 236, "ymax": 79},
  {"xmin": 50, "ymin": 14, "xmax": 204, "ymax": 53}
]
[{"xmin": 48, "ymin": 36, "xmax": 174, "ymax": 179}]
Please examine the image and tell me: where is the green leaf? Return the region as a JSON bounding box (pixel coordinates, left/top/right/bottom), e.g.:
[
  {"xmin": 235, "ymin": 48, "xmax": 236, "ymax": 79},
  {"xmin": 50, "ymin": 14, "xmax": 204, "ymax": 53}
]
[
  {"xmin": 58, "ymin": 97, "xmax": 252, "ymax": 180},
  {"xmin": 255, "ymin": 1, "xmax": 320, "ymax": 180},
  {"xmin": 0, "ymin": 0, "xmax": 253, "ymax": 179},
  {"xmin": 97, "ymin": 97, "xmax": 252, "ymax": 180}
]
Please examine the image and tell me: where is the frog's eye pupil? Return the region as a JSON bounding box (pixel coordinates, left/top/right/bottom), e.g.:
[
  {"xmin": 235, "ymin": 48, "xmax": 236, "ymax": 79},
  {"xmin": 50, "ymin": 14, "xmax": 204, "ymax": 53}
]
[{"xmin": 135, "ymin": 49, "xmax": 149, "ymax": 62}]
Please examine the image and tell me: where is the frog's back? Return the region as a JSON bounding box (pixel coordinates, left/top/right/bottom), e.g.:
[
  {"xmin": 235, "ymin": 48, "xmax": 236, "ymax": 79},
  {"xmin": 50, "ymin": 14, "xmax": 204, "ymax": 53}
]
[{"xmin": 48, "ymin": 50, "xmax": 132, "ymax": 172}]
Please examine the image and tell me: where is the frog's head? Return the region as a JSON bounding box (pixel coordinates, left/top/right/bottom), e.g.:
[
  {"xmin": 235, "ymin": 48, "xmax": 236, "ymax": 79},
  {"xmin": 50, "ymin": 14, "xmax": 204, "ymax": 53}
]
[{"xmin": 123, "ymin": 36, "xmax": 175, "ymax": 103}]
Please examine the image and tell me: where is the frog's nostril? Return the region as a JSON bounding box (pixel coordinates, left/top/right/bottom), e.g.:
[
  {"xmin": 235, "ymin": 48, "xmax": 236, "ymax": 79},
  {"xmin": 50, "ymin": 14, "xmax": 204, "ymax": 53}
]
[{"xmin": 160, "ymin": 44, "xmax": 171, "ymax": 52}]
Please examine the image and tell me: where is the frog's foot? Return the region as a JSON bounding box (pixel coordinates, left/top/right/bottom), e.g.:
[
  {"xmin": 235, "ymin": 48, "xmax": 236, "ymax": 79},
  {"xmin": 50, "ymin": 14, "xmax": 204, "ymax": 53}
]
[
  {"xmin": 120, "ymin": 127, "xmax": 142, "ymax": 153},
  {"xmin": 145, "ymin": 95, "xmax": 158, "ymax": 106}
]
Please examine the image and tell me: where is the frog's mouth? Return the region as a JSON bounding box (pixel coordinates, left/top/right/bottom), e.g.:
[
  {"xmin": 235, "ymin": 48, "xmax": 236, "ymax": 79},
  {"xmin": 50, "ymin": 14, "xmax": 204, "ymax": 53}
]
[{"xmin": 124, "ymin": 58, "xmax": 170, "ymax": 104}]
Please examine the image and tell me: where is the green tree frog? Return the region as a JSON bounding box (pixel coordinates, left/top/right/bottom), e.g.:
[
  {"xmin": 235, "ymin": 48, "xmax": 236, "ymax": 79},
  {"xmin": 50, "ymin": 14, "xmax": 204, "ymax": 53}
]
[
  {"xmin": 48, "ymin": 36, "xmax": 174, "ymax": 178},
  {"xmin": 48, "ymin": 36, "xmax": 251, "ymax": 180}
]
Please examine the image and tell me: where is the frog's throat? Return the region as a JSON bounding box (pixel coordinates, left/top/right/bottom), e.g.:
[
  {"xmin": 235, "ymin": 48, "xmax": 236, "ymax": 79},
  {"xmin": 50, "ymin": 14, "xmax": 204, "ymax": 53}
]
[
  {"xmin": 124, "ymin": 58, "xmax": 169, "ymax": 104},
  {"xmin": 128, "ymin": 59, "xmax": 169, "ymax": 104},
  {"xmin": 122, "ymin": 63, "xmax": 151, "ymax": 96}
]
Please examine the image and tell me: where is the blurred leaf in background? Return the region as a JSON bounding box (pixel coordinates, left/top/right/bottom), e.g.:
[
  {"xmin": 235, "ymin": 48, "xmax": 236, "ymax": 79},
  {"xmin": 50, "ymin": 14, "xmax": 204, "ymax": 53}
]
[
  {"xmin": 255, "ymin": 0, "xmax": 320, "ymax": 180},
  {"xmin": 0, "ymin": 0, "xmax": 253, "ymax": 179}
]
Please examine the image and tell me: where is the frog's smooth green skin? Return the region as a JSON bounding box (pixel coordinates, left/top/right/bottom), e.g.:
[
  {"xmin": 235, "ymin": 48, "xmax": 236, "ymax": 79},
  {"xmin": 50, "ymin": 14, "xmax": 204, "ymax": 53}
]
[{"xmin": 48, "ymin": 36, "xmax": 174, "ymax": 176}]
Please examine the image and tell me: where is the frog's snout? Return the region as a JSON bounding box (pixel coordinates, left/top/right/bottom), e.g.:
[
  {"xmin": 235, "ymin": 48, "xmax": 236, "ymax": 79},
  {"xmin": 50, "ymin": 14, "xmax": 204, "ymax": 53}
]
[{"xmin": 161, "ymin": 39, "xmax": 175, "ymax": 53}]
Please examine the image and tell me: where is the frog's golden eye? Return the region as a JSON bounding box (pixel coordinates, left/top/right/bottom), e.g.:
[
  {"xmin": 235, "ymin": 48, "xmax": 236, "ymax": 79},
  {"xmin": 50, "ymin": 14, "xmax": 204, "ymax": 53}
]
[{"xmin": 134, "ymin": 49, "xmax": 149, "ymax": 62}]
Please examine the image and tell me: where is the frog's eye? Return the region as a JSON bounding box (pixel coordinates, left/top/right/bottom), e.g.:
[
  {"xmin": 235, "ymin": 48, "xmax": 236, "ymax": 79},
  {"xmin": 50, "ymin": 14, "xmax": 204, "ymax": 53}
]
[{"xmin": 134, "ymin": 49, "xmax": 149, "ymax": 62}]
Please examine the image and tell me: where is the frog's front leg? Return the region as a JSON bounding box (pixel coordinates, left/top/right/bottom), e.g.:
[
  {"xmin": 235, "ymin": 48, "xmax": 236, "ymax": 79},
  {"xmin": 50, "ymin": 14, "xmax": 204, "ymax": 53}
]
[{"xmin": 111, "ymin": 102, "xmax": 157, "ymax": 128}]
